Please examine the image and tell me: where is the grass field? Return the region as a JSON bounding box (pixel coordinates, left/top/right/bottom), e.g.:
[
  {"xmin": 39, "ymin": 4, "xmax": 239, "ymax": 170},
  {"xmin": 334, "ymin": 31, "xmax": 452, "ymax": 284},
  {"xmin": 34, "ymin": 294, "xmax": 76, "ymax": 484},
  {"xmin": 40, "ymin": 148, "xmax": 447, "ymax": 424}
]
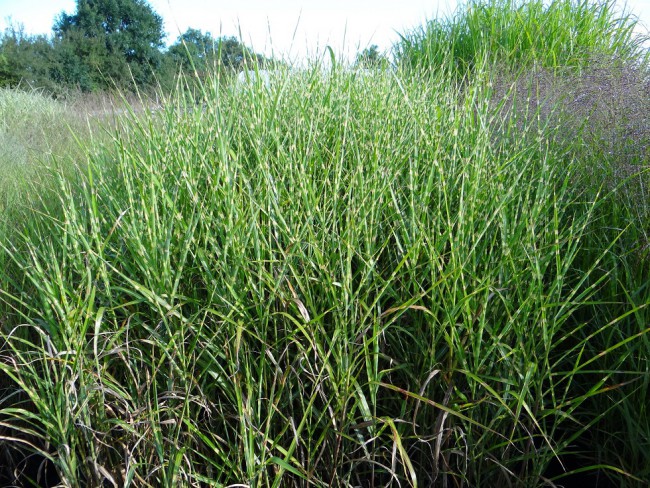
[{"xmin": 0, "ymin": 0, "xmax": 649, "ymax": 486}]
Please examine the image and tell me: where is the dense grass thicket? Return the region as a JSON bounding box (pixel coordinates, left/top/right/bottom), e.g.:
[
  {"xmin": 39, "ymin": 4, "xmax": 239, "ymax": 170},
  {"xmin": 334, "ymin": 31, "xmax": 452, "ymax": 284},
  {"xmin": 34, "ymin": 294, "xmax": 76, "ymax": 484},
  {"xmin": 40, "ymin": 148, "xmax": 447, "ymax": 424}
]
[
  {"xmin": 1, "ymin": 1, "xmax": 649, "ymax": 486},
  {"xmin": 396, "ymin": 0, "xmax": 649, "ymax": 75}
]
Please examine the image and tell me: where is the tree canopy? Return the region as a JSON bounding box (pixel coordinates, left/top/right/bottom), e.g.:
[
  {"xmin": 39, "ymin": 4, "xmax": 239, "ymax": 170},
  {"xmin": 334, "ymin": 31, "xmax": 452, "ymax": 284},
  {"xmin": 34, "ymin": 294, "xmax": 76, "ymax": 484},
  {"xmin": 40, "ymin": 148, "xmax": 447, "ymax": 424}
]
[
  {"xmin": 0, "ymin": 24, "xmax": 58, "ymax": 92},
  {"xmin": 168, "ymin": 29, "xmax": 268, "ymax": 76},
  {"xmin": 0, "ymin": 0, "xmax": 273, "ymax": 94},
  {"xmin": 53, "ymin": 0, "xmax": 165, "ymax": 90},
  {"xmin": 355, "ymin": 45, "xmax": 389, "ymax": 69}
]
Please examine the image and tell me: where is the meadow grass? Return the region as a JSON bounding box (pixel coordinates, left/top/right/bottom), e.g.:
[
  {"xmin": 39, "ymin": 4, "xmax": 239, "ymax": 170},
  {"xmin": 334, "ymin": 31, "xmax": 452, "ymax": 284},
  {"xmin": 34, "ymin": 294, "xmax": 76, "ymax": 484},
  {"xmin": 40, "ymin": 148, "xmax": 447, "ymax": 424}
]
[
  {"xmin": 0, "ymin": 87, "xmax": 129, "ymax": 239},
  {"xmin": 1, "ymin": 1, "xmax": 649, "ymax": 486},
  {"xmin": 0, "ymin": 89, "xmax": 76, "ymax": 227}
]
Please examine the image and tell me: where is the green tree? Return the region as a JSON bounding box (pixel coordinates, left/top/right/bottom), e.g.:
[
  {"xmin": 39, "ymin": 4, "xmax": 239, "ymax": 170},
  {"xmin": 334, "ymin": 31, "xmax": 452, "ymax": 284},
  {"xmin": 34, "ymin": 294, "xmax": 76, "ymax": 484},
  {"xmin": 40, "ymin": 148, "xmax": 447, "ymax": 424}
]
[
  {"xmin": 355, "ymin": 44, "xmax": 389, "ymax": 69},
  {"xmin": 53, "ymin": 0, "xmax": 165, "ymax": 90},
  {"xmin": 167, "ymin": 30, "xmax": 267, "ymax": 74},
  {"xmin": 167, "ymin": 28, "xmax": 218, "ymax": 77},
  {"xmin": 0, "ymin": 23, "xmax": 59, "ymax": 92},
  {"xmin": 0, "ymin": 52, "xmax": 8, "ymax": 84},
  {"xmin": 217, "ymin": 36, "xmax": 265, "ymax": 69}
]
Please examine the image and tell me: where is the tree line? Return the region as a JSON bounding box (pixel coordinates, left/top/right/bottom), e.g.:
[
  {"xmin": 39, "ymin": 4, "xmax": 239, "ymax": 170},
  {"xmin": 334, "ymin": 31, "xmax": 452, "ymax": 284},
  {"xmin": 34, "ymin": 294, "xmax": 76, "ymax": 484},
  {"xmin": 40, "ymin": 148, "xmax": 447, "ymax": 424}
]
[{"xmin": 0, "ymin": 0, "xmax": 271, "ymax": 95}]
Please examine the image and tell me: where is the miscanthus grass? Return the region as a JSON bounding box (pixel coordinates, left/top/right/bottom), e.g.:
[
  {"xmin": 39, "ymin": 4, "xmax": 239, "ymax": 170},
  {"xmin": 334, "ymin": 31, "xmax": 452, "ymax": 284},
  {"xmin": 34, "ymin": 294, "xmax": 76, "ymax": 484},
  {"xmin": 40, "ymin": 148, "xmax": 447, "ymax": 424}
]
[
  {"xmin": 1, "ymin": 26, "xmax": 649, "ymax": 488},
  {"xmin": 397, "ymin": 0, "xmax": 649, "ymax": 76}
]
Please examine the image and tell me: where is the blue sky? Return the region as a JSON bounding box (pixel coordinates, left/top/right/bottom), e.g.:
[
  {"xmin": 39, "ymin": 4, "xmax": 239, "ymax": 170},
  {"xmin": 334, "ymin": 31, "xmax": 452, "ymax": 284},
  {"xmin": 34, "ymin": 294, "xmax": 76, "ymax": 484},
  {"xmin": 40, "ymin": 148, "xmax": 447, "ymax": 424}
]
[{"xmin": 0, "ymin": 0, "xmax": 648, "ymax": 62}]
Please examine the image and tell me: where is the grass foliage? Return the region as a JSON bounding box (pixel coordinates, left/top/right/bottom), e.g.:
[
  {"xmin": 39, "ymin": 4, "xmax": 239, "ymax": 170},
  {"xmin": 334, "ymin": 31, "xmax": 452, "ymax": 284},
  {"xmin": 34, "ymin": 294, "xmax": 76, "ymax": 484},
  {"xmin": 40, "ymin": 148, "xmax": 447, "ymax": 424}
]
[
  {"xmin": 0, "ymin": 89, "xmax": 76, "ymax": 227},
  {"xmin": 396, "ymin": 0, "xmax": 649, "ymax": 76},
  {"xmin": 0, "ymin": 1, "xmax": 649, "ymax": 486}
]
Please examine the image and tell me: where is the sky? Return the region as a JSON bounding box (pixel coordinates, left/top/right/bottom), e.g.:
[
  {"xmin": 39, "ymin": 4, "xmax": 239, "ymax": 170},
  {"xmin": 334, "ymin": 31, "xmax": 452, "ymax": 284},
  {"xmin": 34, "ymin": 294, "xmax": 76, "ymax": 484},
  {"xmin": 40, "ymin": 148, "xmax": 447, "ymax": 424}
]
[{"xmin": 0, "ymin": 0, "xmax": 649, "ymax": 62}]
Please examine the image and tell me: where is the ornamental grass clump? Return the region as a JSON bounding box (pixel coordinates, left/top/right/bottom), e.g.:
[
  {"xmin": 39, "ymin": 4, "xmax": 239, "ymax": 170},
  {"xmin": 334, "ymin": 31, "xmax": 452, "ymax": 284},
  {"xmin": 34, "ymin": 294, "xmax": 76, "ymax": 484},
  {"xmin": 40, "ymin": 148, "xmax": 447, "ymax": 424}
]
[
  {"xmin": 1, "ymin": 2, "xmax": 650, "ymax": 483},
  {"xmin": 396, "ymin": 0, "xmax": 649, "ymax": 78},
  {"xmin": 0, "ymin": 58, "xmax": 647, "ymax": 486}
]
